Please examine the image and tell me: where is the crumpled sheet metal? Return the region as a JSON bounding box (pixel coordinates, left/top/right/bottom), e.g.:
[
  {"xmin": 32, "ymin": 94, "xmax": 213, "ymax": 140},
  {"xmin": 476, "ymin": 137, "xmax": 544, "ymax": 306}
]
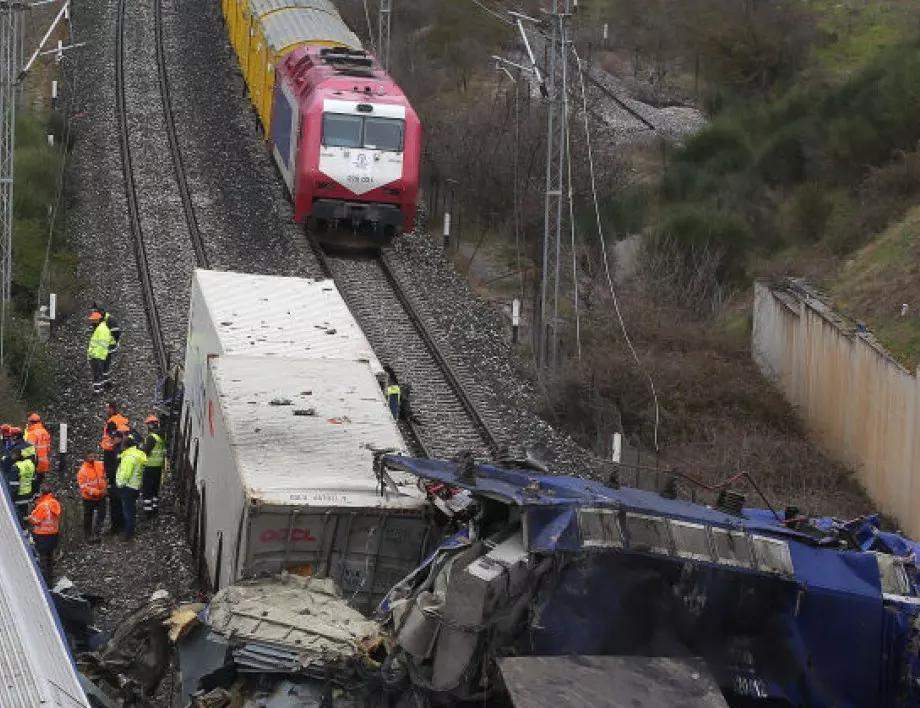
[{"xmin": 206, "ymin": 575, "xmax": 382, "ymax": 670}]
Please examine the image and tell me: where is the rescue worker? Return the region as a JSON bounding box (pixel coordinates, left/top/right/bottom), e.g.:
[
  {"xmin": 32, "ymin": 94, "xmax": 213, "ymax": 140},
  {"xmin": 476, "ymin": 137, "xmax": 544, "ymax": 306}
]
[
  {"xmin": 114, "ymin": 433, "xmax": 146, "ymax": 541},
  {"xmin": 77, "ymin": 452, "xmax": 107, "ymax": 542},
  {"xmin": 27, "ymin": 481, "xmax": 61, "ymax": 584},
  {"xmin": 10, "ymin": 447, "xmax": 35, "ymax": 527},
  {"xmin": 141, "ymin": 415, "xmax": 166, "ymax": 519},
  {"xmin": 92, "ymin": 304, "xmax": 121, "ymax": 381},
  {"xmin": 25, "ymin": 413, "xmax": 51, "ymax": 494},
  {"xmin": 101, "ymin": 401, "xmax": 130, "ymax": 534},
  {"xmin": 87, "ymin": 311, "xmax": 115, "ymax": 394},
  {"xmin": 9, "ymin": 427, "xmax": 37, "ymax": 477},
  {"xmin": 383, "ymin": 366, "xmax": 401, "ymax": 420},
  {"xmin": 1, "ymin": 423, "xmax": 13, "ymax": 451}
]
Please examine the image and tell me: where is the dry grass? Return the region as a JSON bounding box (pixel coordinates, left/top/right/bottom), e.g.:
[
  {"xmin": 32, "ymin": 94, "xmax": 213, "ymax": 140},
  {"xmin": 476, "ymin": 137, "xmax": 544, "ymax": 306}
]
[{"xmin": 829, "ymin": 204, "xmax": 920, "ymax": 368}]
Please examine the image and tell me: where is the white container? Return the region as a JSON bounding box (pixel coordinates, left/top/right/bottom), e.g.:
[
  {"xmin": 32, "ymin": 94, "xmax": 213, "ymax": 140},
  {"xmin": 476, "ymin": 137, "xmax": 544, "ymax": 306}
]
[
  {"xmin": 182, "ymin": 268, "xmax": 383, "ymax": 449},
  {"xmin": 193, "ymin": 354, "xmax": 429, "ymax": 611}
]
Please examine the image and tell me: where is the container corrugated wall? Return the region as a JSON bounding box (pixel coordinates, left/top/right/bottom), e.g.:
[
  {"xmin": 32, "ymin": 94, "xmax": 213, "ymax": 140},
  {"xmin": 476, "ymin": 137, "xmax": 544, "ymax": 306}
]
[
  {"xmin": 229, "ymin": 1, "xmax": 361, "ymax": 137},
  {"xmin": 752, "ymin": 282, "xmax": 920, "ymax": 537}
]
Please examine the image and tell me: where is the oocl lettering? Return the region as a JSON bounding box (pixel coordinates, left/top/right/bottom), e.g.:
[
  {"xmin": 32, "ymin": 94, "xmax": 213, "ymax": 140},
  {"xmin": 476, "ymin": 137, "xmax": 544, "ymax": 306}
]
[{"xmin": 259, "ymin": 527, "xmax": 319, "ymax": 544}]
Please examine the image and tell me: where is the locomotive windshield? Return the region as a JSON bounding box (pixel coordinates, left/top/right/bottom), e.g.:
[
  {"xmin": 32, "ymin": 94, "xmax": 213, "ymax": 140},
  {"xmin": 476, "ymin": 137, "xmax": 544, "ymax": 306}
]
[{"xmin": 322, "ymin": 113, "xmax": 405, "ymax": 152}]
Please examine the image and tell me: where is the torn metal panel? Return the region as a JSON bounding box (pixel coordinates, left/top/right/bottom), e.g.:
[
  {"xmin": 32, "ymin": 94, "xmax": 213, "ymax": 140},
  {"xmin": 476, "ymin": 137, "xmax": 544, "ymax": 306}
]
[
  {"xmin": 206, "ymin": 575, "xmax": 381, "ymax": 674},
  {"xmin": 78, "ymin": 590, "xmax": 174, "ymax": 702},
  {"xmin": 176, "ymin": 626, "xmax": 234, "ymax": 707},
  {"xmin": 497, "ymin": 656, "xmax": 728, "ymax": 708}
]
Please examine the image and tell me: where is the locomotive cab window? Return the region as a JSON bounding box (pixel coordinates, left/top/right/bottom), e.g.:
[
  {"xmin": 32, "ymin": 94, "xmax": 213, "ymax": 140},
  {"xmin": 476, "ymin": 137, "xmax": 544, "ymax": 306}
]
[
  {"xmin": 322, "ymin": 112, "xmax": 405, "ymax": 152},
  {"xmin": 322, "ymin": 113, "xmax": 363, "ymax": 148},
  {"xmin": 364, "ymin": 117, "xmax": 404, "ymax": 151}
]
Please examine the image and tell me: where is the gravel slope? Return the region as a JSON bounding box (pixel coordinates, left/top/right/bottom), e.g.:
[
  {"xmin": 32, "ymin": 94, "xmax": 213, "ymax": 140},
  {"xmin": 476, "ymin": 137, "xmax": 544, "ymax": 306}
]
[{"xmin": 51, "ymin": 0, "xmax": 197, "ymax": 641}]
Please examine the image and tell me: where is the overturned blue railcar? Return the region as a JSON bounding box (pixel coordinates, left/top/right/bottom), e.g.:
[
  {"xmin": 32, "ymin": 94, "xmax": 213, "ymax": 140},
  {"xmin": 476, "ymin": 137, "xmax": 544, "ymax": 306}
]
[{"xmin": 376, "ymin": 454, "xmax": 920, "ymax": 708}]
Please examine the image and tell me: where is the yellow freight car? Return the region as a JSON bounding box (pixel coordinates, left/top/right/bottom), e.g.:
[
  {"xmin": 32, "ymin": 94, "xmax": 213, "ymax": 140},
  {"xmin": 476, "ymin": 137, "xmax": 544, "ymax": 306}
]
[{"xmin": 245, "ymin": 5, "xmax": 361, "ymax": 136}]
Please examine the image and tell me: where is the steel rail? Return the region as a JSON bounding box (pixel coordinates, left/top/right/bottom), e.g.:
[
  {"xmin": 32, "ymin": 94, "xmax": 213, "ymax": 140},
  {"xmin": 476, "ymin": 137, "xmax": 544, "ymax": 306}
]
[
  {"xmin": 307, "ymin": 236, "xmax": 501, "ymax": 460},
  {"xmin": 154, "ymin": 0, "xmax": 209, "ymax": 269},
  {"xmin": 378, "ymin": 249, "xmax": 502, "ymax": 457},
  {"xmin": 115, "ymin": 0, "xmax": 168, "ymax": 374}
]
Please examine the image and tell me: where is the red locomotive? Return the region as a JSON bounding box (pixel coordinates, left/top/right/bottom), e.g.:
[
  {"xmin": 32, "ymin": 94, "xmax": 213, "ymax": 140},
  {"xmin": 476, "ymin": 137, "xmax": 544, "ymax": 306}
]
[{"xmin": 271, "ymin": 46, "xmax": 421, "ymax": 241}]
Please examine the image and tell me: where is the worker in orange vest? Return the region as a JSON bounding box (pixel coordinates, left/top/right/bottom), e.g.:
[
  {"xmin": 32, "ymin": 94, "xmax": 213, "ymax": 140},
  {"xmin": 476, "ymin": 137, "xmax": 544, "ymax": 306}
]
[
  {"xmin": 77, "ymin": 452, "xmax": 107, "ymax": 542},
  {"xmin": 25, "ymin": 413, "xmax": 52, "ymax": 492},
  {"xmin": 101, "ymin": 400, "xmax": 129, "ymax": 534},
  {"xmin": 27, "ymin": 481, "xmax": 61, "ymax": 584}
]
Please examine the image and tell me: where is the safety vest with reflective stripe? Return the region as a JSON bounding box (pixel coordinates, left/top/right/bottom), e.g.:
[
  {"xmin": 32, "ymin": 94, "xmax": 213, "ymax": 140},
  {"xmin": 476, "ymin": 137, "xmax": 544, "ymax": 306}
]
[
  {"xmin": 101, "ymin": 414, "xmax": 130, "ymax": 451},
  {"xmin": 116, "ymin": 447, "xmax": 147, "ymax": 489},
  {"xmin": 147, "ymin": 433, "xmax": 165, "ymax": 468},
  {"xmin": 25, "ymin": 424, "xmax": 51, "ymax": 473},
  {"xmin": 87, "ymin": 321, "xmax": 114, "ymax": 360},
  {"xmin": 386, "ymin": 384, "xmax": 401, "ymax": 402},
  {"xmin": 29, "ymin": 494, "xmax": 61, "ymax": 535},
  {"xmin": 15, "ymin": 459, "xmax": 35, "ymax": 498},
  {"xmin": 77, "ymin": 461, "xmax": 107, "ymax": 500}
]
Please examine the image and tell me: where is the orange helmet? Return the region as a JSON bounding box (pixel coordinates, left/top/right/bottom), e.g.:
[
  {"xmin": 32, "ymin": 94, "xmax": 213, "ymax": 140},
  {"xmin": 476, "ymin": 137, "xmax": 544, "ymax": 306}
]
[
  {"xmin": 145, "ymin": 415, "xmax": 159, "ymax": 425},
  {"xmin": 0, "ymin": 424, "xmax": 10, "ymax": 436},
  {"xmin": 88, "ymin": 311, "xmax": 103, "ymax": 322},
  {"xmin": 9, "ymin": 427, "xmax": 22, "ymax": 436},
  {"xmin": 27, "ymin": 413, "xmax": 41, "ymax": 423}
]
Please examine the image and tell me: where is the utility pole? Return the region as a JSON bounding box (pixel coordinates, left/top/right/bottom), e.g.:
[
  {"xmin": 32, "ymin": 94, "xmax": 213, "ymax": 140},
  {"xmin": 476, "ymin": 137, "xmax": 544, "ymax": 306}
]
[
  {"xmin": 515, "ymin": 1, "xmax": 571, "ymax": 369},
  {"xmin": 0, "ymin": 0, "xmax": 25, "ymax": 368},
  {"xmin": 377, "ymin": 0, "xmax": 391, "ymax": 72}
]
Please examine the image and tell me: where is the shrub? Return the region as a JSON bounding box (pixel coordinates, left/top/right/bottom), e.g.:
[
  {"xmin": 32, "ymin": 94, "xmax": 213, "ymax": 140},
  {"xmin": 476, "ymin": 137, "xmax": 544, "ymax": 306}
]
[
  {"xmin": 756, "ymin": 121, "xmax": 811, "ymax": 186},
  {"xmin": 780, "ymin": 183, "xmax": 839, "ymax": 244},
  {"xmin": 856, "ymin": 150, "xmax": 920, "ymax": 236},
  {"xmin": 2, "ymin": 318, "xmax": 53, "ymax": 403},
  {"xmin": 675, "ymin": 120, "xmax": 752, "ymax": 172},
  {"xmin": 648, "ymin": 205, "xmax": 751, "ymax": 290}
]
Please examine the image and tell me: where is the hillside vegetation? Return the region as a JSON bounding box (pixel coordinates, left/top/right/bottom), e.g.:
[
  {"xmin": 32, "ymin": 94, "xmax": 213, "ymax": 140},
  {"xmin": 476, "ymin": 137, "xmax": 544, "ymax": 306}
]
[{"xmin": 344, "ymin": 0, "xmax": 920, "ymax": 518}]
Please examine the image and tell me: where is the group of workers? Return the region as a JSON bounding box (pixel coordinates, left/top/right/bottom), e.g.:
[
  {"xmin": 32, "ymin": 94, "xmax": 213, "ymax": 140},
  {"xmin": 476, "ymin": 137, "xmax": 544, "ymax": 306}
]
[{"xmin": 1, "ymin": 401, "xmax": 168, "ymax": 584}]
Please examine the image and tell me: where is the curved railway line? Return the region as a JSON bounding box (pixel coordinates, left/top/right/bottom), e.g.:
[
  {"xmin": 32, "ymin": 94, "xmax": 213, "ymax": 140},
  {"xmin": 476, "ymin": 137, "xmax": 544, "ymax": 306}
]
[
  {"xmin": 310, "ymin": 240, "xmax": 504, "ymax": 461},
  {"xmin": 115, "ymin": 0, "xmax": 208, "ymax": 375}
]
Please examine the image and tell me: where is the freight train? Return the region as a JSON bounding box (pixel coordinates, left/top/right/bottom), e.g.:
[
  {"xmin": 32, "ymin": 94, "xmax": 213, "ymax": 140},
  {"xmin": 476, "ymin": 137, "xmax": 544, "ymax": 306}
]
[{"xmin": 221, "ymin": 0, "xmax": 421, "ymax": 241}]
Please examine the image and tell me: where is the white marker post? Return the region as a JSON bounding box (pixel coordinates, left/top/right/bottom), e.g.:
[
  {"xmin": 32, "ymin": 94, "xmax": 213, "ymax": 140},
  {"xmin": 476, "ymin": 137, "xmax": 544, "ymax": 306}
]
[
  {"xmin": 512, "ymin": 298, "xmax": 520, "ymax": 344},
  {"xmin": 611, "ymin": 432, "xmax": 622, "ymax": 464},
  {"xmin": 47, "ymin": 134, "xmax": 54, "ymax": 147},
  {"xmin": 443, "ymin": 211, "xmax": 451, "ymax": 249},
  {"xmin": 51, "ymin": 80, "xmax": 58, "ymax": 109},
  {"xmin": 49, "ymin": 293, "xmax": 57, "ymax": 335},
  {"xmin": 58, "ymin": 422, "xmax": 68, "ymax": 473}
]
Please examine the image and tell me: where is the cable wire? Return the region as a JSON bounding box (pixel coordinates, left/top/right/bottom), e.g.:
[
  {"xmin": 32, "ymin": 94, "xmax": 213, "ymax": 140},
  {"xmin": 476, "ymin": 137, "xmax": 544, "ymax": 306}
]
[
  {"xmin": 361, "ymin": 0, "xmax": 375, "ymax": 53},
  {"xmin": 469, "ymin": 0, "xmax": 513, "ymax": 25},
  {"xmin": 572, "ymin": 45, "xmax": 661, "ymax": 451},
  {"xmin": 564, "ymin": 55, "xmax": 580, "ymax": 360}
]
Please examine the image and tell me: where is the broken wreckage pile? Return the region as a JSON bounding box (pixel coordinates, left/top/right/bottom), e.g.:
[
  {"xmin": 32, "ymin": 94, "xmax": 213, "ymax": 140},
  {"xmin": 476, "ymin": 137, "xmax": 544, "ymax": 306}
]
[{"xmin": 61, "ymin": 451, "xmax": 920, "ymax": 708}]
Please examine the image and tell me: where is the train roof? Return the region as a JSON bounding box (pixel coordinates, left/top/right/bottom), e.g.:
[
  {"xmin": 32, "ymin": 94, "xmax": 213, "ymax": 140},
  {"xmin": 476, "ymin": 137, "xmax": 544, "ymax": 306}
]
[
  {"xmin": 245, "ymin": 0, "xmax": 338, "ymax": 21},
  {"xmin": 277, "ymin": 44, "xmax": 413, "ymax": 110},
  {"xmin": 190, "ymin": 268, "xmax": 383, "ymax": 376},
  {"xmin": 0, "ymin": 485, "xmax": 90, "ymax": 706},
  {"xmin": 259, "ymin": 6, "xmax": 361, "ymax": 55},
  {"xmin": 209, "ymin": 355, "xmax": 424, "ymax": 508}
]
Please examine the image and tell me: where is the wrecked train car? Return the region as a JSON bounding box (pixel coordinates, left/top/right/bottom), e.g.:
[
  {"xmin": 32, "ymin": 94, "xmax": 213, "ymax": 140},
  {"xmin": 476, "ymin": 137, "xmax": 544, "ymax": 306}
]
[
  {"xmin": 377, "ymin": 454, "xmax": 920, "ymax": 708},
  {"xmin": 178, "ymin": 269, "xmax": 434, "ymax": 611},
  {"xmin": 182, "ymin": 268, "xmax": 383, "ymax": 448}
]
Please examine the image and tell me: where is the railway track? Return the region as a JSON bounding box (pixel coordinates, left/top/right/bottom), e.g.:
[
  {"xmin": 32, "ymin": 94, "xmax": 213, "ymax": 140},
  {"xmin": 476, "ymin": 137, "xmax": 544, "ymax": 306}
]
[
  {"xmin": 310, "ymin": 241, "xmax": 503, "ymax": 460},
  {"xmin": 115, "ymin": 0, "xmax": 207, "ymax": 375}
]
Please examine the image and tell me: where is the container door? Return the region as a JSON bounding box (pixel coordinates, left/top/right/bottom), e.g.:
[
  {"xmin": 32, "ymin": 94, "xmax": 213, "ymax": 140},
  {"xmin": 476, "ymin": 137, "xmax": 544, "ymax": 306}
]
[{"xmin": 271, "ymin": 75, "xmax": 299, "ymax": 195}]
